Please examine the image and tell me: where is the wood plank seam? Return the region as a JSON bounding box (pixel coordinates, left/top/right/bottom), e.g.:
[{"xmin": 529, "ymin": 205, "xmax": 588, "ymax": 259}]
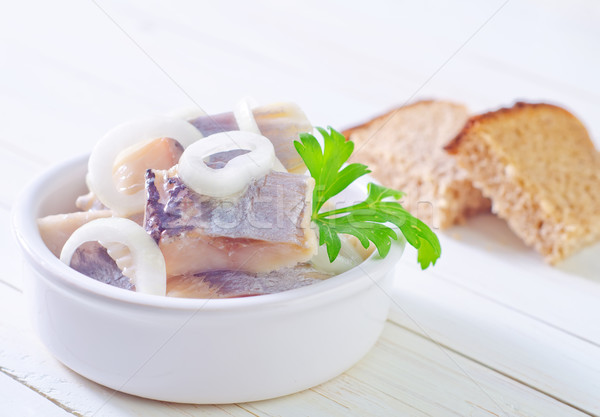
[
  {"xmin": 387, "ymin": 320, "xmax": 596, "ymax": 417},
  {"xmin": 360, "ymin": 265, "xmax": 514, "ymax": 417},
  {"xmin": 315, "ymin": 372, "xmax": 436, "ymax": 416},
  {"xmin": 310, "ymin": 387, "xmax": 352, "ymax": 410},
  {"xmin": 0, "ymin": 279, "xmax": 22, "ymax": 294},
  {"xmin": 0, "ymin": 366, "xmax": 82, "ymax": 417},
  {"xmin": 0, "ymin": 139, "xmax": 50, "ymax": 166},
  {"xmin": 401, "ymin": 262, "xmax": 600, "ymax": 348},
  {"xmin": 233, "ymin": 404, "xmax": 262, "ymax": 417}
]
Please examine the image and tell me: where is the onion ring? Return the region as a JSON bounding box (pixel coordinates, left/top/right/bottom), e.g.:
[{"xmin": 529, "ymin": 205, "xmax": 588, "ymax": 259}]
[
  {"xmin": 87, "ymin": 116, "xmax": 203, "ymax": 216},
  {"xmin": 60, "ymin": 218, "xmax": 166, "ymax": 296},
  {"xmin": 178, "ymin": 131, "xmax": 276, "ymax": 198},
  {"xmin": 234, "ymin": 97, "xmax": 261, "ymax": 134}
]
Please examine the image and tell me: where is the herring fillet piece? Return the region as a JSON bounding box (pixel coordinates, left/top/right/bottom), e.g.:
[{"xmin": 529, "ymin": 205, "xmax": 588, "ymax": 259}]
[
  {"xmin": 145, "ymin": 168, "xmax": 318, "ymax": 276},
  {"xmin": 65, "ymin": 245, "xmax": 329, "ymax": 298},
  {"xmin": 167, "ymin": 264, "xmax": 332, "ymax": 299},
  {"xmin": 38, "ymin": 210, "xmax": 113, "ymax": 257},
  {"xmin": 188, "ymin": 102, "xmax": 311, "ymax": 173}
]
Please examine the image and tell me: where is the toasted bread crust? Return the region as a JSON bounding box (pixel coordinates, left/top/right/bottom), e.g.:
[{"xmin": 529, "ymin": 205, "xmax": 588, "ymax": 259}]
[
  {"xmin": 342, "ymin": 100, "xmax": 438, "ymax": 138},
  {"xmin": 446, "ymin": 102, "xmax": 600, "ymax": 264},
  {"xmin": 343, "ymin": 100, "xmax": 490, "ymax": 229},
  {"xmin": 445, "ymin": 102, "xmax": 582, "ymax": 153}
]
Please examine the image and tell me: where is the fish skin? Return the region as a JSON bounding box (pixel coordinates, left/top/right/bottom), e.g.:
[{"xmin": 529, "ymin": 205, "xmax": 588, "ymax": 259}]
[
  {"xmin": 144, "ymin": 168, "xmax": 317, "ymax": 277},
  {"xmin": 167, "ymin": 263, "xmax": 332, "ymax": 299},
  {"xmin": 70, "ymin": 241, "xmax": 135, "ymax": 291},
  {"xmin": 188, "ymin": 103, "xmax": 311, "ymax": 173},
  {"xmin": 189, "ymin": 111, "xmax": 239, "ymax": 137}
]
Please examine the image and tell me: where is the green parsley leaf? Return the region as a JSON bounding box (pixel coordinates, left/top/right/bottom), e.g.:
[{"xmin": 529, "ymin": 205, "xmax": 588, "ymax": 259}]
[
  {"xmin": 294, "ymin": 127, "xmax": 371, "ymax": 215},
  {"xmin": 295, "ymin": 127, "xmax": 441, "ymax": 269}
]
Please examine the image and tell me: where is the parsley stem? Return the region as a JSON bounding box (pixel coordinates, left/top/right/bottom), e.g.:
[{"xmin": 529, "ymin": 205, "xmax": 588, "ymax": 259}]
[{"xmin": 317, "ymin": 205, "xmax": 367, "ymax": 218}]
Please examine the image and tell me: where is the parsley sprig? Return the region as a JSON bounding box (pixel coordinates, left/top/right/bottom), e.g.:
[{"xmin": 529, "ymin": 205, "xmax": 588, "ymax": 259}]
[{"xmin": 294, "ymin": 127, "xmax": 441, "ymax": 269}]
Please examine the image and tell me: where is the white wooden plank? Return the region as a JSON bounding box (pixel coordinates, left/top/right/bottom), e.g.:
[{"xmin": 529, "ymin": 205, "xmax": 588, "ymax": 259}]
[
  {"xmin": 242, "ymin": 323, "xmax": 587, "ymax": 417},
  {"xmin": 389, "ymin": 264, "xmax": 600, "ymax": 415},
  {"xmin": 0, "ymin": 371, "xmax": 73, "ymax": 417},
  {"xmin": 0, "ymin": 209, "xmax": 24, "ymax": 292},
  {"xmin": 0, "ymin": 0, "xmax": 184, "ymax": 109},
  {"xmin": 397, "ymin": 214, "xmax": 600, "ymax": 346},
  {"xmin": 0, "ymin": 39, "xmax": 161, "ymax": 160},
  {"xmin": 343, "ymin": 324, "xmax": 588, "ymax": 417},
  {"xmin": 0, "ymin": 150, "xmax": 44, "ymax": 209}
]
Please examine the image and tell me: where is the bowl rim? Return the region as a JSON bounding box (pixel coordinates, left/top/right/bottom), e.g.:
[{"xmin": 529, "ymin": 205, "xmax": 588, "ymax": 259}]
[{"xmin": 12, "ymin": 154, "xmax": 405, "ymax": 312}]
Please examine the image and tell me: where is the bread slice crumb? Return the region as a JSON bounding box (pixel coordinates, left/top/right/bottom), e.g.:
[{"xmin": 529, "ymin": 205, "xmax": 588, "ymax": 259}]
[
  {"xmin": 445, "ymin": 102, "xmax": 600, "ymax": 264},
  {"xmin": 343, "ymin": 100, "xmax": 490, "ymax": 229}
]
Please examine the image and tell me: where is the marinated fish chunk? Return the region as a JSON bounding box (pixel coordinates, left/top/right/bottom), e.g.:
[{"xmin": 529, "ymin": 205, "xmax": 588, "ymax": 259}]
[
  {"xmin": 67, "ymin": 245, "xmax": 329, "ymax": 298},
  {"xmin": 188, "ymin": 103, "xmax": 311, "ymax": 173},
  {"xmin": 145, "ymin": 168, "xmax": 317, "ymax": 276},
  {"xmin": 75, "ymin": 191, "xmax": 108, "ymax": 211},
  {"xmin": 167, "ymin": 264, "xmax": 332, "ymax": 298},
  {"xmin": 113, "ymin": 137, "xmax": 184, "ymax": 196},
  {"xmin": 253, "ymin": 102, "xmax": 312, "ymax": 174},
  {"xmin": 38, "ymin": 210, "xmax": 113, "ymax": 257},
  {"xmin": 75, "ymin": 137, "xmax": 184, "ymax": 213}
]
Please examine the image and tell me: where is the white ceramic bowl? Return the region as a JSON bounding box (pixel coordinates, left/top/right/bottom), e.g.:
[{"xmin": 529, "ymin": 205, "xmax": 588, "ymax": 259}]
[{"xmin": 12, "ymin": 154, "xmax": 405, "ymax": 404}]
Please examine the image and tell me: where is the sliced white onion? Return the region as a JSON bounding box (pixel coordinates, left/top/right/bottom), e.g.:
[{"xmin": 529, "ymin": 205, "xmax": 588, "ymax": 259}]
[
  {"xmin": 166, "ymin": 106, "xmax": 208, "ymax": 121},
  {"xmin": 234, "ymin": 97, "xmax": 261, "ymax": 134},
  {"xmin": 234, "ymin": 98, "xmax": 289, "ymax": 172},
  {"xmin": 88, "ymin": 116, "xmax": 204, "ymax": 216},
  {"xmin": 178, "ymin": 131, "xmax": 276, "ymax": 198},
  {"xmin": 60, "ymin": 218, "xmax": 166, "ymax": 296}
]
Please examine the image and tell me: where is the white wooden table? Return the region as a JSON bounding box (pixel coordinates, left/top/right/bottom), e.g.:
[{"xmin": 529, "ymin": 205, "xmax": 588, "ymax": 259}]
[{"xmin": 2, "ymin": 1, "xmax": 600, "ymax": 415}]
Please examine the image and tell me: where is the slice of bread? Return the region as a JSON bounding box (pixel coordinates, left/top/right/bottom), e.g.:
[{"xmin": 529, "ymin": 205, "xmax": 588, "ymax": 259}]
[
  {"xmin": 445, "ymin": 102, "xmax": 600, "ymax": 264},
  {"xmin": 343, "ymin": 100, "xmax": 490, "ymax": 229}
]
